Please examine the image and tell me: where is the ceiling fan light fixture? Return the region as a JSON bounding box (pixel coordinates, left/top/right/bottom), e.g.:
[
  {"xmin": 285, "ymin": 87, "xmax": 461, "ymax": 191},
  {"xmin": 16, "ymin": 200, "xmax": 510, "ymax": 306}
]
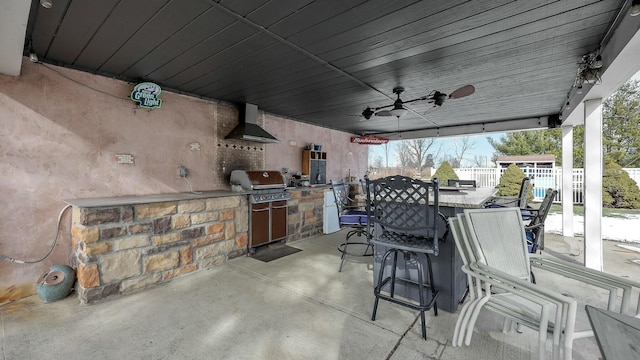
[
  {"xmin": 631, "ymin": 0, "xmax": 640, "ymax": 16},
  {"xmin": 389, "ymin": 108, "xmax": 407, "ymax": 117}
]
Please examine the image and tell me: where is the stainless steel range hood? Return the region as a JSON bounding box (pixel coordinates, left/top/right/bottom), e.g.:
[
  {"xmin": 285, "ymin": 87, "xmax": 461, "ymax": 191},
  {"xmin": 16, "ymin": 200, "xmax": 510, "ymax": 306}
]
[{"xmin": 225, "ymin": 103, "xmax": 279, "ymax": 143}]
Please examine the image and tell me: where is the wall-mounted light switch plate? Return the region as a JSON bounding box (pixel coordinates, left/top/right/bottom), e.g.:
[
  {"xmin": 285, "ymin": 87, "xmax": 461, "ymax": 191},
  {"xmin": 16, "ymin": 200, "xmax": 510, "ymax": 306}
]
[{"xmin": 116, "ymin": 154, "xmax": 135, "ymax": 164}]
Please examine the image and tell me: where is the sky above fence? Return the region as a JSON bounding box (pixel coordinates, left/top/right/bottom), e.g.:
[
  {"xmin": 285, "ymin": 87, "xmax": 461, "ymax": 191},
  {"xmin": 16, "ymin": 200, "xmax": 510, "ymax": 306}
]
[{"xmin": 369, "ymin": 133, "xmax": 502, "ymax": 168}]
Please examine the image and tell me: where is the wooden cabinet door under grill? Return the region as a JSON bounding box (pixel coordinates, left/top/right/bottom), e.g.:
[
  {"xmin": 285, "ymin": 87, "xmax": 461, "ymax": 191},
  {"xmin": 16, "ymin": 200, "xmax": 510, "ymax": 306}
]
[
  {"xmin": 271, "ymin": 200, "xmax": 287, "ymax": 240},
  {"xmin": 251, "ymin": 203, "xmax": 270, "ymax": 247},
  {"xmin": 250, "ymin": 200, "xmax": 288, "ymax": 248}
]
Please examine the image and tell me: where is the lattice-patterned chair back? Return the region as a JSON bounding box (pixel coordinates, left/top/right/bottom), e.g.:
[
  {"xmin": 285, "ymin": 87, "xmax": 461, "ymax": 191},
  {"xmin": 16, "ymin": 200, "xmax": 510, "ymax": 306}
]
[
  {"xmin": 367, "ymin": 175, "xmax": 441, "ymax": 340},
  {"xmin": 367, "ymin": 175, "xmax": 439, "ymax": 255}
]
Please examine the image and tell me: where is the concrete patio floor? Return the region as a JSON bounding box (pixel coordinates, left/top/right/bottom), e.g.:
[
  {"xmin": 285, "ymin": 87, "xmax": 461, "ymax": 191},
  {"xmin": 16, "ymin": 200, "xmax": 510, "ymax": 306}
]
[{"xmin": 3, "ymin": 230, "xmax": 637, "ymax": 360}]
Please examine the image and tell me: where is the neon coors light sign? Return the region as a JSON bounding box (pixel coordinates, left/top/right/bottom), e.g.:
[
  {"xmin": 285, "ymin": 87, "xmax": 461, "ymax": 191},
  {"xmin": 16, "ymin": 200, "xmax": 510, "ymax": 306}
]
[{"xmin": 130, "ymin": 82, "xmax": 163, "ymax": 109}]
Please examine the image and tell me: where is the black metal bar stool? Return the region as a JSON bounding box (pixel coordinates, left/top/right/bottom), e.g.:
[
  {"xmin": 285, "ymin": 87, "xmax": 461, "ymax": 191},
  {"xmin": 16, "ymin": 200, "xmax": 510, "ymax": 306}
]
[{"xmin": 366, "ymin": 175, "xmax": 440, "ymax": 340}]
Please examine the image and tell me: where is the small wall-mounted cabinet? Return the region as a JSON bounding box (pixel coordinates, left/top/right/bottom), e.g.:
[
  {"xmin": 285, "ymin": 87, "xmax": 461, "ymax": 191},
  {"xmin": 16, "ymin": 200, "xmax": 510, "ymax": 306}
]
[{"xmin": 302, "ymin": 150, "xmax": 327, "ymax": 184}]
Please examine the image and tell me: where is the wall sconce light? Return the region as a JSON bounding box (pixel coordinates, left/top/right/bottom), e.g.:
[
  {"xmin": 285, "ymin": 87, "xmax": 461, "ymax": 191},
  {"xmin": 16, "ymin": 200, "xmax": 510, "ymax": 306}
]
[
  {"xmin": 631, "ymin": 0, "xmax": 640, "ymax": 16},
  {"xmin": 40, "ymin": 0, "xmax": 53, "ymax": 8}
]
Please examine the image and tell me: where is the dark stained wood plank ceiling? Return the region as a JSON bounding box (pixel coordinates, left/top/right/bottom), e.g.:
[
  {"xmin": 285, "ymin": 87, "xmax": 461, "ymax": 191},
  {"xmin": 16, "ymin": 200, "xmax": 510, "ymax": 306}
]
[{"xmin": 24, "ymin": 0, "xmax": 628, "ymax": 138}]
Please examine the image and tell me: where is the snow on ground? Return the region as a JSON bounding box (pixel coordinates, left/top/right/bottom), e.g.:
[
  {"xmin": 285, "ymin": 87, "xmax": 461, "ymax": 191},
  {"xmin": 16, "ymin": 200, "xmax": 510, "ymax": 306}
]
[{"xmin": 546, "ymin": 213, "xmax": 640, "ymax": 242}]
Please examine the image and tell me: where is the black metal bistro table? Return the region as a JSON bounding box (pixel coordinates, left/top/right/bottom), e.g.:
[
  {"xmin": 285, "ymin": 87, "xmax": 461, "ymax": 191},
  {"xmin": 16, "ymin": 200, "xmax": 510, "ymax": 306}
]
[{"xmin": 372, "ymin": 187, "xmax": 497, "ymax": 313}]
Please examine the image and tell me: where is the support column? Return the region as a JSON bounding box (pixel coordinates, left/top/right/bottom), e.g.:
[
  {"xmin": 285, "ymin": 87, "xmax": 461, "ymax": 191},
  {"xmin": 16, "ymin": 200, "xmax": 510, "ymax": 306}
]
[
  {"xmin": 583, "ymin": 99, "xmax": 603, "ymax": 271},
  {"xmin": 561, "ymin": 126, "xmax": 574, "ymax": 236}
]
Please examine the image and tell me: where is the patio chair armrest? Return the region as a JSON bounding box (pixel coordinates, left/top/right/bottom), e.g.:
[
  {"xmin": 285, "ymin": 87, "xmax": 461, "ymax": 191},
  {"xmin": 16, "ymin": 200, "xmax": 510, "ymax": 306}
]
[
  {"xmin": 530, "ymin": 256, "xmax": 640, "ymax": 314},
  {"xmin": 461, "ymin": 264, "xmax": 560, "ymax": 315},
  {"xmin": 529, "ymin": 256, "xmax": 620, "ymax": 291},
  {"xmin": 343, "ymin": 205, "xmax": 365, "ymax": 210},
  {"xmin": 463, "ymin": 264, "xmax": 571, "ymax": 346},
  {"xmin": 525, "ymin": 223, "xmax": 544, "ymax": 231},
  {"xmin": 471, "ymin": 262, "xmax": 578, "ymax": 340},
  {"xmin": 471, "ymin": 262, "xmax": 574, "ymax": 305},
  {"xmin": 530, "ymin": 255, "xmax": 640, "ymax": 289},
  {"xmin": 438, "ymin": 212, "xmax": 450, "ymax": 242},
  {"xmin": 485, "ymin": 197, "xmax": 519, "ymax": 206}
]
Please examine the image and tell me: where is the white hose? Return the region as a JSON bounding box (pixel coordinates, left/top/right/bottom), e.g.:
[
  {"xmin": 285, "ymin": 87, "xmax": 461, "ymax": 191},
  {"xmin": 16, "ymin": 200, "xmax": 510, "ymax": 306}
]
[{"xmin": 0, "ymin": 204, "xmax": 71, "ymax": 264}]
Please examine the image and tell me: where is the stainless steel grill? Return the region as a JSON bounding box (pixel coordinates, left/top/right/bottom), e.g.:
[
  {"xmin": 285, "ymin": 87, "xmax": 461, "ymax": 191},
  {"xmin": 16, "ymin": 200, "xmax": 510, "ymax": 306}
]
[
  {"xmin": 250, "ymin": 188, "xmax": 290, "ymax": 203},
  {"xmin": 230, "ymin": 170, "xmax": 290, "ymax": 203},
  {"xmin": 230, "ymin": 170, "xmax": 290, "ymax": 251}
]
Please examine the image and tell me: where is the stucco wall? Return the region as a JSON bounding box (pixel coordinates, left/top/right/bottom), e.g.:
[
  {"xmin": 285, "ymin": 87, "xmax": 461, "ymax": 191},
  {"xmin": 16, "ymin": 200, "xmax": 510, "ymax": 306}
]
[
  {"xmin": 265, "ymin": 115, "xmax": 368, "ymax": 182},
  {"xmin": 0, "ymin": 59, "xmax": 367, "ymax": 303}
]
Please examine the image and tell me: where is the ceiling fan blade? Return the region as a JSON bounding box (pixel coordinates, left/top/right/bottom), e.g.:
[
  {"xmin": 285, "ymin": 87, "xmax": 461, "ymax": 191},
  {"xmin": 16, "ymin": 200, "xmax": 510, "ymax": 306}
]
[
  {"xmin": 375, "ymin": 110, "xmax": 393, "ymax": 117},
  {"xmin": 448, "ymin": 85, "xmax": 475, "ymax": 99}
]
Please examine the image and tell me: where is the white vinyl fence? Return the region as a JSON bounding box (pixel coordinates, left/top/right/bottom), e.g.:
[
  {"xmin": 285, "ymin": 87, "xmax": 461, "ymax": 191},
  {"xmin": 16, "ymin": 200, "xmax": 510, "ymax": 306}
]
[{"xmin": 453, "ymin": 167, "xmax": 640, "ymax": 204}]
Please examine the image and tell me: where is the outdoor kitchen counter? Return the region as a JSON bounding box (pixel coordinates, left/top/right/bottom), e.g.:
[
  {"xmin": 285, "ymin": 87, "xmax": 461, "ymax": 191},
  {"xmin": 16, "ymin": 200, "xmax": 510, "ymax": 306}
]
[
  {"xmin": 285, "ymin": 186, "xmax": 328, "ymax": 242},
  {"xmin": 437, "ymin": 187, "xmax": 497, "ymax": 209},
  {"xmin": 64, "ymin": 190, "xmax": 247, "ymax": 208},
  {"xmin": 65, "ymin": 190, "xmax": 250, "ymax": 304}
]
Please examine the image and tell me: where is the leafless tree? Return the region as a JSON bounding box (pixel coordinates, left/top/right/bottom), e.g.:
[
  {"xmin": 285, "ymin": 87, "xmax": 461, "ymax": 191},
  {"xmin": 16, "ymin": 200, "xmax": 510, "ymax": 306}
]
[
  {"xmin": 471, "ymin": 155, "xmax": 488, "ymax": 167},
  {"xmin": 373, "ymin": 155, "xmax": 384, "ymax": 169},
  {"xmin": 407, "ymin": 138, "xmax": 440, "ymax": 175},
  {"xmin": 395, "ymin": 141, "xmax": 412, "ymax": 176},
  {"xmin": 382, "ymin": 142, "xmax": 391, "ymax": 168},
  {"xmin": 451, "ymin": 136, "xmax": 475, "ymax": 168},
  {"xmin": 368, "ymin": 145, "xmax": 376, "ymax": 164}
]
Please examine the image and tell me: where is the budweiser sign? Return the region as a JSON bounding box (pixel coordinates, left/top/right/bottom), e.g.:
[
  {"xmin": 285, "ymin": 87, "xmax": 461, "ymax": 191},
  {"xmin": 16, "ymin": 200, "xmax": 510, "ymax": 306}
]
[{"xmin": 350, "ymin": 135, "xmax": 389, "ymax": 145}]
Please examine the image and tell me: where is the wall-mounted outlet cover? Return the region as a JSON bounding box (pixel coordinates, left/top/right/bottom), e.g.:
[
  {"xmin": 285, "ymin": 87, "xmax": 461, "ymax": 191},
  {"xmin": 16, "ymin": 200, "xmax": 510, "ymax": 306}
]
[
  {"xmin": 115, "ymin": 154, "xmax": 135, "ymax": 164},
  {"xmin": 178, "ymin": 166, "xmax": 188, "ymax": 177}
]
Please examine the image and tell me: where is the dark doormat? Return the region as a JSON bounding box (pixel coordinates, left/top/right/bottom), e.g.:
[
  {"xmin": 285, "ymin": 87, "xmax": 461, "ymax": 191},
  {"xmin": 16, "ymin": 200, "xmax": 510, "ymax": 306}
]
[{"xmin": 252, "ymin": 244, "xmax": 302, "ymax": 262}]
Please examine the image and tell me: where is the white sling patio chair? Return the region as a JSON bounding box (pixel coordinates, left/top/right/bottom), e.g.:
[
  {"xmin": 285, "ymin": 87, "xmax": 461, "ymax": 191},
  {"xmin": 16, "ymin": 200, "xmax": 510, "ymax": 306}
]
[
  {"xmin": 449, "ymin": 215, "xmax": 560, "ymax": 360},
  {"xmin": 461, "ymin": 207, "xmax": 640, "ymax": 360}
]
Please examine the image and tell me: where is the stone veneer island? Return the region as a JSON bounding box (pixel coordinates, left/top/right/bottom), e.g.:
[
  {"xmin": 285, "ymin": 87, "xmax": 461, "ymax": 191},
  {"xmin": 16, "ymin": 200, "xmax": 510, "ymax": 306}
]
[
  {"xmin": 66, "ymin": 191, "xmax": 249, "ymax": 303},
  {"xmin": 65, "ymin": 187, "xmax": 330, "ymax": 303}
]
